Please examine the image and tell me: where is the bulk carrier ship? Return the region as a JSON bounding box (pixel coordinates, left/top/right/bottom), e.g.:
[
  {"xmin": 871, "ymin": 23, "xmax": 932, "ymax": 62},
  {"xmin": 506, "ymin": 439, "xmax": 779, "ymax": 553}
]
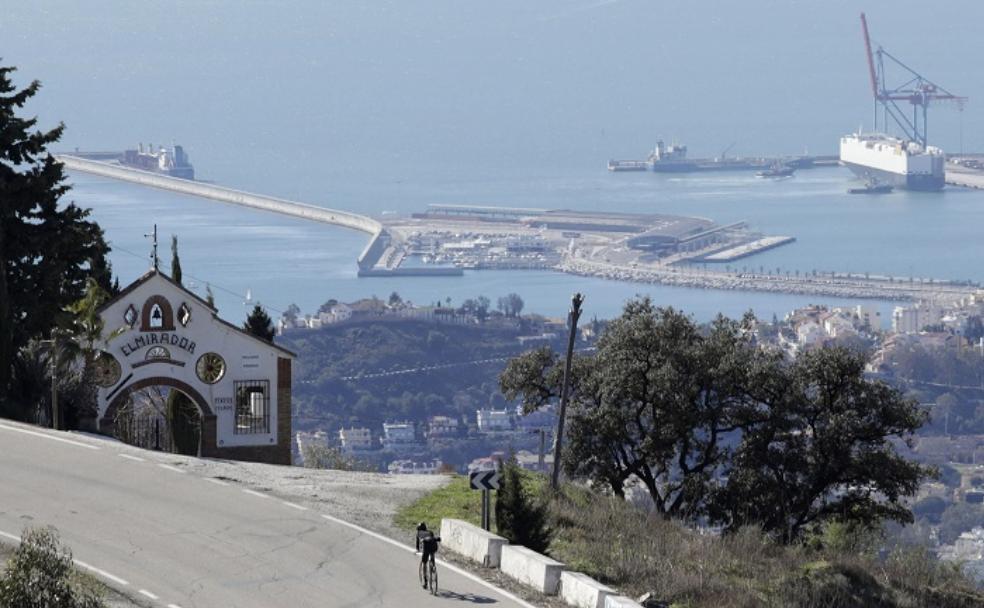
[{"xmin": 840, "ymin": 13, "xmax": 965, "ymax": 192}]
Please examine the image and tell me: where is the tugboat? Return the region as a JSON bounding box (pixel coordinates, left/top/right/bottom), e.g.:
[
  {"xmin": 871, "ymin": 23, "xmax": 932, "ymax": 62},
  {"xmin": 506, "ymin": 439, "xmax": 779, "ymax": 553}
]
[
  {"xmin": 848, "ymin": 179, "xmax": 893, "ymax": 194},
  {"xmin": 755, "ymin": 162, "xmax": 795, "ymax": 179}
]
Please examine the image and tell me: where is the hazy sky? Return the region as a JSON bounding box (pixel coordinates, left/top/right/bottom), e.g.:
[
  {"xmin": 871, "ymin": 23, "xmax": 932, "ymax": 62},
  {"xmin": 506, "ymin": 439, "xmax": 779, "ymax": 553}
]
[{"xmin": 4, "ymin": 1, "xmax": 982, "ymax": 192}]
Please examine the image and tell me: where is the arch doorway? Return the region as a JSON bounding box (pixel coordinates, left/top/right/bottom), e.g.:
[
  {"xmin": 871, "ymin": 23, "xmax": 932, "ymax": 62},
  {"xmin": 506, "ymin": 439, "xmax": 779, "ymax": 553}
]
[{"xmin": 109, "ymin": 381, "xmax": 209, "ymax": 456}]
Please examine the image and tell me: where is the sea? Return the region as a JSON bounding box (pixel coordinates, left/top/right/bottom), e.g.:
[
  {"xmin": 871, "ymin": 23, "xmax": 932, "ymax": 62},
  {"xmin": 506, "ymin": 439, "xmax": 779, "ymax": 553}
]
[{"xmin": 6, "ymin": 1, "xmax": 984, "ymax": 325}]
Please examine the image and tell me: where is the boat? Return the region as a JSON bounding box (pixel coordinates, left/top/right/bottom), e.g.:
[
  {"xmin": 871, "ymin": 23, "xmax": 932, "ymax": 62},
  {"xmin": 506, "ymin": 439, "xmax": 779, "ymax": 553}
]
[
  {"xmin": 839, "ymin": 133, "xmax": 943, "ymax": 192},
  {"xmin": 848, "ymin": 181, "xmax": 893, "ymax": 194},
  {"xmin": 607, "ymin": 160, "xmax": 648, "ymax": 172},
  {"xmin": 646, "ymin": 140, "xmax": 699, "ymax": 172},
  {"xmin": 755, "ymin": 163, "xmax": 795, "ymax": 178},
  {"xmin": 120, "ymin": 143, "xmax": 195, "ymax": 180}
]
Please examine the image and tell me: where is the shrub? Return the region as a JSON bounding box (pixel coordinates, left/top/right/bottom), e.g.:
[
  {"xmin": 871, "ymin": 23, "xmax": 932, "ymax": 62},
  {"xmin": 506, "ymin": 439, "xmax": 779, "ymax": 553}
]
[
  {"xmin": 495, "ymin": 457, "xmax": 551, "ymax": 553},
  {"xmin": 0, "ymin": 527, "xmax": 103, "ymax": 608}
]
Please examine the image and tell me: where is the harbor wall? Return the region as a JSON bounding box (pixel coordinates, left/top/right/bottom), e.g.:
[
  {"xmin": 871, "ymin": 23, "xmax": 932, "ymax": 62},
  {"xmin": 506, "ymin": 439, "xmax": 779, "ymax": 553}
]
[{"xmin": 56, "ymin": 155, "xmax": 383, "ymax": 236}]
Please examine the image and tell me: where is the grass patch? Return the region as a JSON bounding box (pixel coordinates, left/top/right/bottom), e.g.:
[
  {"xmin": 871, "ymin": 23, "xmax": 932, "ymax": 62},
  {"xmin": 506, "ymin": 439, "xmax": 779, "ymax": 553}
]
[
  {"xmin": 394, "ymin": 468, "xmax": 547, "ymax": 537},
  {"xmin": 394, "ymin": 475, "xmax": 487, "ymax": 532}
]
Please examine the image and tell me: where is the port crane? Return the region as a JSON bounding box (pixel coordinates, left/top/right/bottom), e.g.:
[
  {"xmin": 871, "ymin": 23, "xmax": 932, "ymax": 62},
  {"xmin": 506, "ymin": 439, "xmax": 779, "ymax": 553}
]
[{"xmin": 860, "ymin": 12, "xmax": 966, "ymax": 148}]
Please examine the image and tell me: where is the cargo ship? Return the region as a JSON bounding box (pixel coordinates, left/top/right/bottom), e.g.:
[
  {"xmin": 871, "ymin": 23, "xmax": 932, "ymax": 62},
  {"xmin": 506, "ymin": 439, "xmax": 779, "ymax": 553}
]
[
  {"xmin": 838, "ymin": 14, "xmax": 963, "ymax": 192},
  {"xmin": 121, "ymin": 143, "xmax": 195, "ymax": 180},
  {"xmin": 839, "ymin": 133, "xmax": 943, "ymax": 191}
]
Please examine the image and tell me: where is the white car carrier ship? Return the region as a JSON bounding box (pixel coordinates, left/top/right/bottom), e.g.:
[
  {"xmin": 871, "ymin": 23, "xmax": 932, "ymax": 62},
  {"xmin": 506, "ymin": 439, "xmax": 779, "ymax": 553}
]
[
  {"xmin": 841, "ymin": 13, "xmax": 966, "ymax": 192},
  {"xmin": 839, "ymin": 133, "xmax": 944, "ymax": 191}
]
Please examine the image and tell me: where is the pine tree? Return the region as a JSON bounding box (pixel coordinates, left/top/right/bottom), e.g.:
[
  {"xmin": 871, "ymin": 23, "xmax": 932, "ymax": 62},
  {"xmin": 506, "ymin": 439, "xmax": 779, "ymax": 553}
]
[
  {"xmin": 0, "ymin": 63, "xmax": 111, "ymax": 403},
  {"xmin": 243, "ymin": 305, "xmax": 275, "ymax": 342},
  {"xmin": 494, "ymin": 456, "xmax": 551, "ymax": 553},
  {"xmin": 170, "ymin": 234, "xmax": 182, "ymax": 285}
]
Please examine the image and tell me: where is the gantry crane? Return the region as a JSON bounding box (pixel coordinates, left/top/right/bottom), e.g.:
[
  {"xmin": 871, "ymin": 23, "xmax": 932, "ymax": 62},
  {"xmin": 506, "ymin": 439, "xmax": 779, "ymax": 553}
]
[{"xmin": 860, "ymin": 12, "xmax": 966, "ymax": 148}]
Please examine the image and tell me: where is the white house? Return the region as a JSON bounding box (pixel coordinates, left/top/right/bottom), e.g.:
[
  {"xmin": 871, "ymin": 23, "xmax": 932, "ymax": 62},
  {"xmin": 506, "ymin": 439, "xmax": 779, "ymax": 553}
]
[
  {"xmin": 388, "ymin": 459, "xmax": 443, "ymax": 475},
  {"xmin": 382, "ymin": 422, "xmax": 416, "ymax": 449},
  {"xmin": 95, "ymin": 269, "xmax": 295, "ymax": 464},
  {"xmin": 476, "ymin": 409, "xmax": 512, "ymax": 433},
  {"xmin": 339, "ymin": 427, "xmax": 373, "ymax": 450},
  {"xmin": 796, "ymin": 321, "xmax": 824, "ymax": 348}
]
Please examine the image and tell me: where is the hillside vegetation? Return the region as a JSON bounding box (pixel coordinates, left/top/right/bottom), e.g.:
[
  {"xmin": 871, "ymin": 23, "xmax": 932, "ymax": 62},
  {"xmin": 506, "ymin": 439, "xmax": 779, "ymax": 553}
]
[
  {"xmin": 281, "ymin": 318, "xmax": 559, "ymax": 431},
  {"xmin": 396, "ymin": 474, "xmax": 984, "ymax": 608}
]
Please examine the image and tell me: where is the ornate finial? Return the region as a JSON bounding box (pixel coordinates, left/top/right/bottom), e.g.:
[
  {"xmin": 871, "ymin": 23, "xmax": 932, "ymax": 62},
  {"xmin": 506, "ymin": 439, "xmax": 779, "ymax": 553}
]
[{"xmin": 144, "ymin": 224, "xmax": 159, "ymax": 271}]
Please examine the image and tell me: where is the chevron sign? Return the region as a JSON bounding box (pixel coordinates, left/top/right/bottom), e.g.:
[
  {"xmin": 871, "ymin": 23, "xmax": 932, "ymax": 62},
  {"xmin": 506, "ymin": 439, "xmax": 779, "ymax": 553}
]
[{"xmin": 470, "ymin": 470, "xmax": 500, "ymax": 491}]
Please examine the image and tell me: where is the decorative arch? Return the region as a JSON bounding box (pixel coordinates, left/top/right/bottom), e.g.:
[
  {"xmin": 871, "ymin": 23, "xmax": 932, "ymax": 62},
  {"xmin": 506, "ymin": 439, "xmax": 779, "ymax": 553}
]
[
  {"xmin": 99, "ymin": 377, "xmax": 217, "ymax": 457},
  {"xmin": 141, "ymin": 295, "xmax": 175, "ymax": 331}
]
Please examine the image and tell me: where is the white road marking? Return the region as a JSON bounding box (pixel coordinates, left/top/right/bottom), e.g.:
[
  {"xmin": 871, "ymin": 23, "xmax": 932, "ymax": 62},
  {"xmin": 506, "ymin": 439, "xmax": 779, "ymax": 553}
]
[
  {"xmin": 282, "ymin": 501, "xmax": 308, "ymax": 511},
  {"xmin": 0, "ymin": 423, "xmax": 100, "ymax": 450},
  {"xmin": 168, "ymin": 604, "xmax": 184, "ymax": 608},
  {"xmin": 0, "ymin": 530, "xmax": 20, "ymax": 543},
  {"xmin": 139, "ymin": 589, "xmax": 159, "ymax": 600},
  {"xmin": 242, "ymin": 489, "xmax": 269, "ymax": 499},
  {"xmin": 157, "ymin": 464, "xmax": 186, "ymax": 474},
  {"xmin": 75, "ymin": 559, "xmax": 130, "ymax": 587},
  {"xmin": 317, "ymin": 513, "xmax": 538, "ymax": 608},
  {"xmin": 205, "ymin": 478, "xmax": 230, "ymax": 486},
  {"xmin": 119, "ymin": 454, "xmax": 146, "ymax": 462}
]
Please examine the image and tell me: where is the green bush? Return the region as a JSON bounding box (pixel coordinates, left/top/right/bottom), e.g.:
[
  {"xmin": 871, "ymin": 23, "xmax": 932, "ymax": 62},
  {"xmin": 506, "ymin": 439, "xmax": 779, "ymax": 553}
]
[
  {"xmin": 494, "ymin": 458, "xmax": 551, "ymax": 553},
  {"xmin": 0, "ymin": 527, "xmax": 104, "ymax": 608}
]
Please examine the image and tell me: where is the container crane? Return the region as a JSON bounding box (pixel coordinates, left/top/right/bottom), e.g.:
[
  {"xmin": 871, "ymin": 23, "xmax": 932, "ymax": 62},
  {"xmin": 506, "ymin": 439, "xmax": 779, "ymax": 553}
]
[{"xmin": 860, "ymin": 12, "xmax": 966, "ymax": 148}]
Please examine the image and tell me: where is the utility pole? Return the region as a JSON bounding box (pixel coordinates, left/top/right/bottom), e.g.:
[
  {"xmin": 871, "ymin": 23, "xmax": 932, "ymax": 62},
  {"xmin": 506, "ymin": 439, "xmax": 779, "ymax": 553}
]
[
  {"xmin": 40, "ymin": 336, "xmax": 59, "ymax": 430},
  {"xmin": 145, "ymin": 224, "xmax": 159, "ymax": 271},
  {"xmin": 551, "ymin": 293, "xmax": 583, "ymax": 490}
]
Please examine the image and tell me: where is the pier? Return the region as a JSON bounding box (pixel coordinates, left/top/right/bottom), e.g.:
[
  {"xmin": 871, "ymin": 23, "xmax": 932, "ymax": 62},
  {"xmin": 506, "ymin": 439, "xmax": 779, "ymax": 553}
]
[
  {"xmin": 945, "ymin": 164, "xmax": 984, "ymax": 190},
  {"xmin": 56, "ymin": 155, "xmax": 382, "ymax": 235}
]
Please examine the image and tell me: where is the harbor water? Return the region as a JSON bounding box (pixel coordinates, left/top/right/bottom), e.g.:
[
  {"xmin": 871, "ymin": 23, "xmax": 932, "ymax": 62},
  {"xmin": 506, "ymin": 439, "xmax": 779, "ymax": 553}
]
[{"xmin": 64, "ymin": 165, "xmax": 984, "ymax": 327}]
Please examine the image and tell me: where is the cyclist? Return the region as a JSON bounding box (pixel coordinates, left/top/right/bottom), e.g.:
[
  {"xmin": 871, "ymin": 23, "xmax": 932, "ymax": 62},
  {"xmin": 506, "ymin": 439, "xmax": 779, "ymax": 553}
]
[
  {"xmin": 417, "ymin": 526, "xmax": 441, "ymax": 589},
  {"xmin": 415, "ymin": 521, "xmax": 429, "ymax": 553}
]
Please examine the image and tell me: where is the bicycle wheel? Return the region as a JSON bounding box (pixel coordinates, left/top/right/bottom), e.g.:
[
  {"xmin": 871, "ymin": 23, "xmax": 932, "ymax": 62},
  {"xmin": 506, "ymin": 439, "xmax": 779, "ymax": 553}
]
[
  {"xmin": 429, "ymin": 560, "xmax": 438, "ymax": 595},
  {"xmin": 419, "ymin": 560, "xmax": 426, "ymax": 589}
]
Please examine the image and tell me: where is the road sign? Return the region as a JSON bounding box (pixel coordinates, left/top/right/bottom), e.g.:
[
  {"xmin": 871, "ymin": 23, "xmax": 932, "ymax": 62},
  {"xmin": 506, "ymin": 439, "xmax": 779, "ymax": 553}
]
[{"xmin": 470, "ymin": 470, "xmax": 500, "ymax": 491}]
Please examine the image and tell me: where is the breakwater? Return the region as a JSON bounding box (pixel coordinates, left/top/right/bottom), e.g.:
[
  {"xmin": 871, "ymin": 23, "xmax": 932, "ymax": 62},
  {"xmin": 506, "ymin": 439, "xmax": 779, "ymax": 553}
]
[
  {"xmin": 558, "ymin": 258, "xmax": 979, "ymax": 302},
  {"xmin": 56, "ymin": 155, "xmax": 382, "ymax": 236}
]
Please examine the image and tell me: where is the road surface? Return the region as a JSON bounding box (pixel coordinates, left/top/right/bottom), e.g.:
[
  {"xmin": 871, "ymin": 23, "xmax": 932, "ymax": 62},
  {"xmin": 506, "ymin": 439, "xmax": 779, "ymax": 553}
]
[{"xmin": 0, "ymin": 421, "xmax": 534, "ymax": 608}]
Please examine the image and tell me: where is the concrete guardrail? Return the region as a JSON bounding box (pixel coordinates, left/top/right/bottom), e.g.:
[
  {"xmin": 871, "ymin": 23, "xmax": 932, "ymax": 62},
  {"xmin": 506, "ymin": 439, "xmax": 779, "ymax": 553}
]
[
  {"xmin": 604, "ymin": 595, "xmax": 644, "ymax": 608},
  {"xmin": 500, "ymin": 544, "xmax": 565, "ymax": 595},
  {"xmin": 560, "ymin": 571, "xmax": 616, "ymax": 608},
  {"xmin": 440, "ymin": 519, "xmax": 509, "ymax": 568}
]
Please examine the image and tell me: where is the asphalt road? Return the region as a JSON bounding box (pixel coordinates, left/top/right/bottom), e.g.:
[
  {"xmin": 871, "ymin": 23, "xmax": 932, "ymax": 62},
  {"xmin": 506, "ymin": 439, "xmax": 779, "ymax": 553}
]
[{"xmin": 0, "ymin": 421, "xmax": 534, "ymax": 608}]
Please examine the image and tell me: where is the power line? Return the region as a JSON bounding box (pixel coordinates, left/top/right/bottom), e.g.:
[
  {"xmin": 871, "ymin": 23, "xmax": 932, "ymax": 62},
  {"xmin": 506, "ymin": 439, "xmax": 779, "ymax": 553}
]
[{"xmin": 109, "ymin": 241, "xmax": 286, "ymax": 315}]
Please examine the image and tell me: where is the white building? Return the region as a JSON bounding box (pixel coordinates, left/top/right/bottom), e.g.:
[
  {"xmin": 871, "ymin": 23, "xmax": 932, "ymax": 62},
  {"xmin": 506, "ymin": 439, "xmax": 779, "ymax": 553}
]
[
  {"xmin": 476, "ymin": 409, "xmax": 512, "ymax": 433},
  {"xmin": 382, "ymin": 422, "xmax": 416, "ymax": 449},
  {"xmin": 339, "ymin": 427, "xmax": 373, "ymax": 451},
  {"xmin": 822, "ymin": 314, "xmax": 857, "ymax": 338},
  {"xmin": 95, "ymin": 269, "xmax": 295, "ymax": 465},
  {"xmin": 892, "ymin": 301, "xmax": 943, "ymax": 334},
  {"xmin": 852, "ymin": 304, "xmax": 882, "ymax": 331},
  {"xmin": 321, "ymin": 303, "xmax": 352, "ymax": 325},
  {"xmin": 426, "ymin": 415, "xmax": 459, "ymax": 438},
  {"xmin": 796, "ymin": 321, "xmax": 824, "ymax": 348},
  {"xmin": 388, "ymin": 459, "xmax": 443, "ymax": 475}
]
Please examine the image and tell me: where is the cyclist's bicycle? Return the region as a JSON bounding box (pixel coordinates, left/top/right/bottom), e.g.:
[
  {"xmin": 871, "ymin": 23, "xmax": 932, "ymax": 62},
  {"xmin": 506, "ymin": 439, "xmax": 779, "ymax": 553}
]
[{"xmin": 419, "ymin": 554, "xmax": 438, "ymax": 595}]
